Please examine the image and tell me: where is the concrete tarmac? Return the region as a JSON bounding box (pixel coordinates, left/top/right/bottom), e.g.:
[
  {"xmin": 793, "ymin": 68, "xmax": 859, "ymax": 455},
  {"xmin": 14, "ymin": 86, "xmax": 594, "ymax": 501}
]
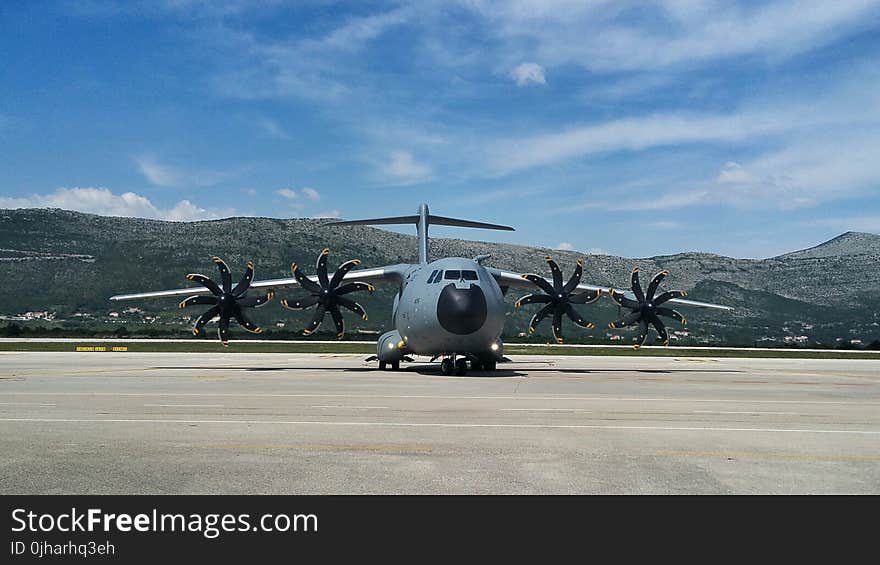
[{"xmin": 1, "ymin": 352, "xmax": 878, "ymax": 494}]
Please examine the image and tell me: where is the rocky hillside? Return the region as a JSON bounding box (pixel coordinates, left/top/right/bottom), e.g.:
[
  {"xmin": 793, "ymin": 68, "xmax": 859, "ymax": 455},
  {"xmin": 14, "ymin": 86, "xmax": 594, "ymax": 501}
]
[{"xmin": 1, "ymin": 208, "xmax": 878, "ymax": 346}]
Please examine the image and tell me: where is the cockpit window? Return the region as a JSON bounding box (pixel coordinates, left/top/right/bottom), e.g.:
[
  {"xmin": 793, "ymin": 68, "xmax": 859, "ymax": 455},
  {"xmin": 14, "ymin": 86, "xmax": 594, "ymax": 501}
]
[
  {"xmin": 427, "ymin": 269, "xmax": 440, "ymax": 283},
  {"xmin": 462, "ymin": 270, "xmax": 478, "ymax": 280},
  {"xmin": 443, "ymin": 270, "xmax": 461, "ymax": 280}
]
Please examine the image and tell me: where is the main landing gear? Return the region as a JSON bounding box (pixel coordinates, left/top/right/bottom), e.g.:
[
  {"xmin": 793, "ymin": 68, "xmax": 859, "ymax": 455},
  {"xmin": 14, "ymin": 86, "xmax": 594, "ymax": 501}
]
[{"xmin": 439, "ymin": 355, "xmax": 496, "ymax": 376}]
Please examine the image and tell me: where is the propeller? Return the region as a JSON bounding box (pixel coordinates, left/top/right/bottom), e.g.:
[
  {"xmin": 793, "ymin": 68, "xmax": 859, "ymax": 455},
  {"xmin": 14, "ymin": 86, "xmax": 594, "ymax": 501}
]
[
  {"xmin": 608, "ymin": 266, "xmax": 687, "ymax": 349},
  {"xmin": 515, "ymin": 256, "xmax": 601, "ymax": 343},
  {"xmin": 280, "ymin": 248, "xmax": 373, "ymax": 339},
  {"xmin": 179, "ymin": 257, "xmax": 274, "ymax": 347}
]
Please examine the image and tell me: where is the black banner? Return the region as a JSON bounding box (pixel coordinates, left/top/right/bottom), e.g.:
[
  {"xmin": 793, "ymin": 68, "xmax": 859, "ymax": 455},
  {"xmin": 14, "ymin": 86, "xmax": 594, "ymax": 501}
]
[{"xmin": 0, "ymin": 496, "xmax": 871, "ymax": 562}]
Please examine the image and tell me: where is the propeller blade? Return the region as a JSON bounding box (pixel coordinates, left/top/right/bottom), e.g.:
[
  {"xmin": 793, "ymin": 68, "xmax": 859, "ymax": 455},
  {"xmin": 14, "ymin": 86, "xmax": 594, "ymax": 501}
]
[
  {"xmin": 631, "ymin": 266, "xmax": 645, "ymax": 302},
  {"xmin": 178, "ymin": 295, "xmax": 217, "ymax": 309},
  {"xmin": 212, "ymin": 257, "xmax": 232, "ymax": 293},
  {"xmin": 608, "ymin": 310, "xmax": 641, "ymax": 329},
  {"xmin": 185, "ymin": 273, "xmax": 223, "ymax": 297},
  {"xmin": 236, "ymin": 291, "xmax": 274, "ymax": 308},
  {"xmin": 233, "ymin": 307, "xmax": 262, "ymax": 334},
  {"xmin": 329, "ymin": 259, "xmax": 362, "ymax": 289},
  {"xmin": 218, "ymin": 314, "xmax": 230, "ymax": 346},
  {"xmin": 545, "ymin": 256, "xmax": 563, "ymax": 292},
  {"xmin": 528, "ymin": 303, "xmax": 554, "ymax": 334},
  {"xmin": 521, "ymin": 273, "xmax": 556, "ymax": 296},
  {"xmin": 653, "ymin": 290, "xmax": 687, "ymax": 305},
  {"xmin": 568, "ymin": 289, "xmax": 601, "ymax": 304},
  {"xmin": 336, "ymin": 296, "xmax": 368, "ymax": 320},
  {"xmin": 290, "ymin": 262, "xmax": 322, "ymax": 293},
  {"xmin": 651, "ymin": 316, "xmax": 669, "ymax": 345},
  {"xmin": 656, "ymin": 307, "xmax": 687, "ymax": 325},
  {"xmin": 330, "ymin": 307, "xmax": 345, "ymax": 339},
  {"xmin": 514, "ymin": 293, "xmax": 552, "ymax": 308},
  {"xmin": 551, "ymin": 312, "xmax": 564, "ymax": 343},
  {"xmin": 645, "ymin": 270, "xmax": 668, "ymax": 302},
  {"xmin": 316, "ymin": 248, "xmax": 331, "ymax": 288},
  {"xmin": 335, "ymin": 282, "xmax": 374, "ymax": 296},
  {"xmin": 192, "ymin": 305, "xmax": 220, "ymax": 336},
  {"xmin": 561, "ymin": 259, "xmax": 583, "ymax": 294},
  {"xmin": 232, "ymin": 260, "xmax": 254, "ymax": 296},
  {"xmin": 634, "ymin": 319, "xmax": 649, "ymax": 349},
  {"xmin": 280, "ymin": 295, "xmax": 320, "ymax": 310},
  {"xmin": 302, "ymin": 304, "xmax": 326, "ymax": 336},
  {"xmin": 608, "ymin": 289, "xmax": 639, "ymax": 309},
  {"xmin": 564, "ymin": 304, "xmax": 594, "ymax": 329}
]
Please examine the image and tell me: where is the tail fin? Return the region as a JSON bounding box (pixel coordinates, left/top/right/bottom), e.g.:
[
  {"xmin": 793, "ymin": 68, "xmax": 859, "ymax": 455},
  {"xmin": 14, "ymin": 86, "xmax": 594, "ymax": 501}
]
[{"xmin": 330, "ymin": 203, "xmax": 514, "ymax": 264}]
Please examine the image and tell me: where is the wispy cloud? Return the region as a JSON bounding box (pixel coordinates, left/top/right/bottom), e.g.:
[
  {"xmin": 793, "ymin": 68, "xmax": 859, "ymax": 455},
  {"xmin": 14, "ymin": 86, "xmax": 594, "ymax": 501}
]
[
  {"xmin": 0, "ymin": 187, "xmax": 233, "ymax": 221},
  {"xmin": 253, "ymin": 115, "xmax": 290, "ymax": 139},
  {"xmin": 135, "ymin": 155, "xmax": 231, "ymax": 187},
  {"xmin": 379, "ymin": 151, "xmax": 432, "ymax": 185}
]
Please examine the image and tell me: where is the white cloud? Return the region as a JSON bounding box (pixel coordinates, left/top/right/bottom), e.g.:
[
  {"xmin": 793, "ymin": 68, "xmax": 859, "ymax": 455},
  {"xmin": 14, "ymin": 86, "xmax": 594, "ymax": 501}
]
[
  {"xmin": 315, "ymin": 210, "xmax": 340, "ymax": 219},
  {"xmin": 277, "ymin": 187, "xmax": 320, "ymax": 205},
  {"xmin": 716, "ymin": 162, "xmax": 758, "ymax": 184},
  {"xmin": 0, "ymin": 187, "xmax": 232, "ymax": 221},
  {"xmin": 510, "ymin": 62, "xmax": 546, "ymax": 86},
  {"xmin": 556, "ymin": 242, "xmax": 574, "ymax": 250},
  {"xmin": 301, "ymin": 187, "xmax": 320, "ymax": 201},
  {"xmin": 276, "ymin": 188, "xmax": 298, "ymax": 199},
  {"xmin": 381, "ymin": 151, "xmax": 432, "ymax": 185}
]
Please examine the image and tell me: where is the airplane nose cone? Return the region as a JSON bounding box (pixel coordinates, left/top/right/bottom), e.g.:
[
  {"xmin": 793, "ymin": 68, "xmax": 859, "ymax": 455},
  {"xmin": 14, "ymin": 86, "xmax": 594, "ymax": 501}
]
[{"xmin": 437, "ymin": 283, "xmax": 488, "ymax": 335}]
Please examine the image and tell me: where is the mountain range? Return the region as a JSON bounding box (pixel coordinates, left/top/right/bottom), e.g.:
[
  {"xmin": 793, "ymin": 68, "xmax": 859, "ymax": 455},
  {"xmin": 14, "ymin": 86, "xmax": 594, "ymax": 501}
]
[{"xmin": 1, "ymin": 208, "xmax": 878, "ymax": 346}]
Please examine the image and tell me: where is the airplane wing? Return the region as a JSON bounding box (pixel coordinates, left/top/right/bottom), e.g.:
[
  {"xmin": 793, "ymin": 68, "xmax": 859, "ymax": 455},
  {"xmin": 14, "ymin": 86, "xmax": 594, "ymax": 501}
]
[
  {"xmin": 110, "ymin": 264, "xmax": 408, "ymax": 302},
  {"xmin": 487, "ymin": 267, "xmax": 732, "ymax": 311}
]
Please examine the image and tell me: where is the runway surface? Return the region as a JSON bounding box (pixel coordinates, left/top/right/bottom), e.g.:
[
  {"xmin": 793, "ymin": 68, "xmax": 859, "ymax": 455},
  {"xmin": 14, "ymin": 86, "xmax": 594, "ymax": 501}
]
[{"xmin": 1, "ymin": 352, "xmax": 878, "ymax": 494}]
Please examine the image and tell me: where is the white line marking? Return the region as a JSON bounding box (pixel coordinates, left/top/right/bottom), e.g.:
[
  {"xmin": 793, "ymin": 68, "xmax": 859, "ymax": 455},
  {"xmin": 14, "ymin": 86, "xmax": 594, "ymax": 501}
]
[
  {"xmin": 0, "ymin": 402, "xmax": 56, "ymax": 407},
  {"xmin": 694, "ymin": 410, "xmax": 801, "ymax": 416},
  {"xmin": 143, "ymin": 404, "xmax": 225, "ymax": 408},
  {"xmin": 499, "ymin": 408, "xmax": 593, "ymax": 412},
  {"xmin": 0, "ymin": 392, "xmax": 876, "ymax": 406},
  {"xmin": 311, "ymin": 405, "xmax": 389, "ymax": 410},
  {"xmin": 0, "ymin": 417, "xmax": 876, "ymax": 435}
]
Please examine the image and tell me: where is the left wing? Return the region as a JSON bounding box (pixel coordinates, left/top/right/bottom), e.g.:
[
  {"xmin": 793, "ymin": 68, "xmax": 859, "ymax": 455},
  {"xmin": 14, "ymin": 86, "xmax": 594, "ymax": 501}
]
[{"xmin": 110, "ymin": 265, "xmax": 405, "ymax": 302}]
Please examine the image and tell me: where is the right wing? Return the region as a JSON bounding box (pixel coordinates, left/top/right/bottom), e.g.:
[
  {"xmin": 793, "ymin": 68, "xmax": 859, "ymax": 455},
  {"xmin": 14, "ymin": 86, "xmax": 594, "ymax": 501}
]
[
  {"xmin": 488, "ymin": 267, "xmax": 732, "ymax": 311},
  {"xmin": 110, "ymin": 264, "xmax": 408, "ymax": 302}
]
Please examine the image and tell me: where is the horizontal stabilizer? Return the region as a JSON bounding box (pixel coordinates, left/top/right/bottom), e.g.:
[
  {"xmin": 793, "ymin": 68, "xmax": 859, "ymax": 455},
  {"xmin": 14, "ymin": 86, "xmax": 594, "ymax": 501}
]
[{"xmin": 330, "ymin": 215, "xmax": 514, "ymax": 231}]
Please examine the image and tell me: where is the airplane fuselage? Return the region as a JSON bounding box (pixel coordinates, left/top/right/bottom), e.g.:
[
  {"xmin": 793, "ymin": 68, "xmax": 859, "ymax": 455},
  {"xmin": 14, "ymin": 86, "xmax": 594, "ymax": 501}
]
[{"xmin": 392, "ymin": 257, "xmax": 506, "ymax": 357}]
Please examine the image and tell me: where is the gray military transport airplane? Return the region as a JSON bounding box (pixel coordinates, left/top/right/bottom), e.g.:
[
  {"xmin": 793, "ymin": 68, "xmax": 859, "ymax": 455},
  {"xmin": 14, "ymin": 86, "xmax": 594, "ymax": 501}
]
[{"xmin": 110, "ymin": 203, "xmax": 731, "ymax": 375}]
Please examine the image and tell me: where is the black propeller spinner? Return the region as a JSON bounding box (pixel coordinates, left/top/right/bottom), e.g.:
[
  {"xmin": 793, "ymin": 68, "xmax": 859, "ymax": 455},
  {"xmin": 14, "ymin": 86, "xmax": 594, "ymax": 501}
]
[
  {"xmin": 608, "ymin": 266, "xmax": 687, "ymax": 349},
  {"xmin": 280, "ymin": 248, "xmax": 373, "ymax": 339},
  {"xmin": 516, "ymin": 256, "xmax": 602, "ymax": 343},
  {"xmin": 180, "ymin": 257, "xmax": 274, "ymax": 347}
]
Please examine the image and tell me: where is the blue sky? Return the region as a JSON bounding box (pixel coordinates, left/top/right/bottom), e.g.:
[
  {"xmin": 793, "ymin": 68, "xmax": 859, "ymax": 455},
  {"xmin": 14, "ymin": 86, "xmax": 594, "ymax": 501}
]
[{"xmin": 1, "ymin": 1, "xmax": 879, "ymax": 258}]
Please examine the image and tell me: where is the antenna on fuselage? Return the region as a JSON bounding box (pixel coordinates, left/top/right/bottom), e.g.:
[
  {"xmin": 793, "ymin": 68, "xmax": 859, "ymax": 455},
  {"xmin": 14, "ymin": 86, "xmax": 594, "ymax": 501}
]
[{"xmin": 329, "ymin": 203, "xmax": 515, "ymax": 264}]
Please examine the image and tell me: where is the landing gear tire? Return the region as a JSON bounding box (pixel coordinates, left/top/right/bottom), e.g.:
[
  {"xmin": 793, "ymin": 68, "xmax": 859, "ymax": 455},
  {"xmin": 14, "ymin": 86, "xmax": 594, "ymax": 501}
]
[
  {"xmin": 440, "ymin": 358, "xmax": 454, "ymax": 375},
  {"xmin": 483, "ymin": 360, "xmax": 496, "ymax": 372},
  {"xmin": 390, "ymin": 360, "xmax": 400, "ymax": 371},
  {"xmin": 454, "ymin": 358, "xmax": 468, "ymax": 376},
  {"xmin": 379, "ymin": 361, "xmax": 387, "ymax": 370},
  {"xmin": 471, "ymin": 360, "xmax": 484, "ymax": 371}
]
